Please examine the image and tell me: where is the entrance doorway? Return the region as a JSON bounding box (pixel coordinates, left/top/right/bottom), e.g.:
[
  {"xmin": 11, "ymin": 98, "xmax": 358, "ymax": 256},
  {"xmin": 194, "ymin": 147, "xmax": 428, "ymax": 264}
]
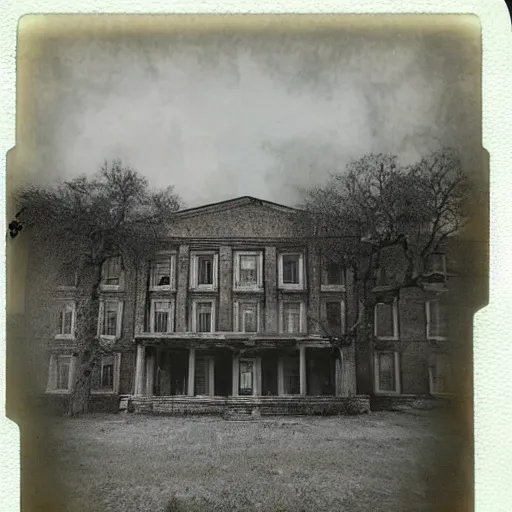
[{"xmin": 239, "ymin": 359, "xmax": 255, "ymax": 395}]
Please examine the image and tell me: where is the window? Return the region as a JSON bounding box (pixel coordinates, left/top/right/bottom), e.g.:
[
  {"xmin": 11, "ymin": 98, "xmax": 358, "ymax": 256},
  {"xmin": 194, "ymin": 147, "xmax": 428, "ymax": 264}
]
[
  {"xmin": 56, "ymin": 302, "xmax": 75, "ymax": 338},
  {"xmin": 426, "ymin": 300, "xmax": 448, "ymax": 339},
  {"xmin": 191, "ymin": 300, "xmax": 216, "ymax": 333},
  {"xmin": 150, "ymin": 255, "xmax": 175, "ymax": 289},
  {"xmin": 322, "ymin": 260, "xmax": 345, "ymax": 289},
  {"xmin": 198, "ymin": 256, "xmax": 213, "ymax": 285},
  {"xmin": 234, "ymin": 251, "xmax": 263, "ymax": 290},
  {"xmin": 57, "ymin": 261, "xmax": 78, "ymax": 288},
  {"xmin": 280, "ymin": 302, "xmax": 304, "ymax": 334},
  {"xmin": 234, "ymin": 302, "xmax": 260, "ymax": 333},
  {"xmin": 46, "ymin": 355, "xmax": 75, "ymax": 393},
  {"xmin": 374, "ymin": 352, "xmax": 400, "ymax": 393},
  {"xmin": 374, "ymin": 266, "xmax": 398, "ymax": 287},
  {"xmin": 325, "ymin": 301, "xmax": 345, "ymax": 334},
  {"xmin": 101, "ymin": 356, "xmax": 114, "ymax": 389},
  {"xmin": 101, "ymin": 256, "xmax": 122, "ymax": 287},
  {"xmin": 190, "ymin": 252, "xmax": 218, "ymax": 290},
  {"xmin": 98, "ymin": 300, "xmax": 123, "ymax": 339},
  {"xmin": 374, "ymin": 300, "xmax": 398, "ymax": 339},
  {"xmin": 91, "ymin": 353, "xmax": 121, "ymax": 393},
  {"xmin": 278, "ymin": 252, "xmax": 305, "ymax": 289},
  {"xmin": 150, "ymin": 299, "xmax": 174, "ymax": 333},
  {"xmin": 429, "ymin": 354, "xmax": 452, "ymax": 395},
  {"xmin": 428, "ymin": 253, "xmax": 446, "ymax": 275}
]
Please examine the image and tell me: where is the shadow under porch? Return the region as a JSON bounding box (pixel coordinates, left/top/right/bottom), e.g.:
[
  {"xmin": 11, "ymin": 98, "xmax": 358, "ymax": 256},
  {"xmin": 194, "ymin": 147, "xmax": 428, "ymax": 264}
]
[{"xmin": 134, "ymin": 344, "xmax": 349, "ymax": 399}]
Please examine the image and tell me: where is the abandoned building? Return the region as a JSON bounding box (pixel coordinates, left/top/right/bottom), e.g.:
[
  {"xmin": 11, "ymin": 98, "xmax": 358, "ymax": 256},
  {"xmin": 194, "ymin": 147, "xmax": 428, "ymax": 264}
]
[{"xmin": 19, "ymin": 196, "xmax": 482, "ymax": 416}]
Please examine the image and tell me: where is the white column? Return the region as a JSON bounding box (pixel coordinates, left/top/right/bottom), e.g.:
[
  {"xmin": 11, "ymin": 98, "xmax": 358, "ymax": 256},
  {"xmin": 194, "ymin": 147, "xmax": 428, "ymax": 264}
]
[
  {"xmin": 208, "ymin": 357, "xmax": 215, "ymax": 397},
  {"xmin": 187, "ymin": 347, "xmax": 196, "ymax": 396},
  {"xmin": 277, "ymin": 356, "xmax": 285, "ymax": 396},
  {"xmin": 145, "ymin": 349, "xmax": 155, "ymax": 396},
  {"xmin": 299, "ymin": 346, "xmax": 307, "ymax": 396},
  {"xmin": 335, "ymin": 356, "xmax": 343, "ymax": 397},
  {"xmin": 254, "ymin": 357, "xmax": 262, "ymax": 397},
  {"xmin": 134, "ymin": 344, "xmax": 146, "ymax": 396},
  {"xmin": 232, "ymin": 353, "xmax": 239, "ymax": 396}
]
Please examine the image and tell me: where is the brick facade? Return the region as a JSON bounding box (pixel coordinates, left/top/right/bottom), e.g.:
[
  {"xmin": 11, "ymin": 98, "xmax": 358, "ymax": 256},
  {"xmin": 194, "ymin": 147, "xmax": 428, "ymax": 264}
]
[{"xmin": 13, "ymin": 196, "xmax": 485, "ymax": 415}]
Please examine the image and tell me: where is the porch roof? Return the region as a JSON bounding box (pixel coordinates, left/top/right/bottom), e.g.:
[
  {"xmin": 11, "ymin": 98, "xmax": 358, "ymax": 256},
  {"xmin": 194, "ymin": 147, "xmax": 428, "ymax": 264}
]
[{"xmin": 134, "ymin": 332, "xmax": 333, "ymax": 349}]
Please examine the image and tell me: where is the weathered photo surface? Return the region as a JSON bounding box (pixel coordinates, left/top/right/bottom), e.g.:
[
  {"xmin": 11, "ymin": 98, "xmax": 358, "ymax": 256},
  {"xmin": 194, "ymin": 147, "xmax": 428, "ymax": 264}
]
[{"xmin": 7, "ymin": 15, "xmax": 487, "ymax": 512}]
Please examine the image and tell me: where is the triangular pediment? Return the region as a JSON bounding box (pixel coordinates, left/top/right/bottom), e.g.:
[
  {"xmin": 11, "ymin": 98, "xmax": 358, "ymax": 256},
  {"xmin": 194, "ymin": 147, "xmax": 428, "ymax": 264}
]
[{"xmin": 165, "ymin": 196, "xmax": 304, "ymax": 240}]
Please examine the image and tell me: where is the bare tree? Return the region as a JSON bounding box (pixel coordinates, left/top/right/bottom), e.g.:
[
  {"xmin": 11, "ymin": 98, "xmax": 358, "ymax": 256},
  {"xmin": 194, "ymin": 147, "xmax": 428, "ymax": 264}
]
[
  {"xmin": 15, "ymin": 160, "xmax": 182, "ymax": 415},
  {"xmin": 299, "ymin": 147, "xmax": 471, "ymax": 356}
]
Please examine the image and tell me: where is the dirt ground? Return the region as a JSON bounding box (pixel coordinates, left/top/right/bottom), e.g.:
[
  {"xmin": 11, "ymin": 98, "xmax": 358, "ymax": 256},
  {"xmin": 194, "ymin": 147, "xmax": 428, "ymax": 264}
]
[{"xmin": 20, "ymin": 410, "xmax": 472, "ymax": 512}]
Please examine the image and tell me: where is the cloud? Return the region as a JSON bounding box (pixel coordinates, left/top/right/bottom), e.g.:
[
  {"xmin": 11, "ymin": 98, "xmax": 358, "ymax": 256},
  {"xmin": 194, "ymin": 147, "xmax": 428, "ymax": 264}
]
[{"xmin": 17, "ymin": 21, "xmax": 481, "ymax": 207}]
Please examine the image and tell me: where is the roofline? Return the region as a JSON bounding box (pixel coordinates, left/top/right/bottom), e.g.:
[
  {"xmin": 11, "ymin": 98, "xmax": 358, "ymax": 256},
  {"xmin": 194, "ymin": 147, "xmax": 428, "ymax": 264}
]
[{"xmin": 174, "ymin": 195, "xmax": 303, "ymax": 218}]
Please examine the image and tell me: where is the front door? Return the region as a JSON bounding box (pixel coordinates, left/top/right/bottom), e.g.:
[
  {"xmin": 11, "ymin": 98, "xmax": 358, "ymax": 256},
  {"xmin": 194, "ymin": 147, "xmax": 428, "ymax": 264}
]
[{"xmin": 239, "ymin": 359, "xmax": 254, "ymax": 395}]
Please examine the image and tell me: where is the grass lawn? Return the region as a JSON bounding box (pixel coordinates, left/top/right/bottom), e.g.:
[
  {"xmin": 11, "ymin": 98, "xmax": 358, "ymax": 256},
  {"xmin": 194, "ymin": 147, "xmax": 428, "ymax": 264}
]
[{"xmin": 20, "ymin": 410, "xmax": 471, "ymax": 512}]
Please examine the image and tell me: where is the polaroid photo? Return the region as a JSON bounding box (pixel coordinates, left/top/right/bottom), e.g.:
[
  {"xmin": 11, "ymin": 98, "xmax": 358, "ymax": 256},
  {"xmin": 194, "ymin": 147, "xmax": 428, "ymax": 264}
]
[{"xmin": 1, "ymin": 2, "xmax": 511, "ymax": 511}]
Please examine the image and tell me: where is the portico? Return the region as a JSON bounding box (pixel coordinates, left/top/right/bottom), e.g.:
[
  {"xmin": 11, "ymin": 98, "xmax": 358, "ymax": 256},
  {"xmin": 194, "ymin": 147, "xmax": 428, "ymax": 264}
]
[{"xmin": 132, "ymin": 335, "xmax": 352, "ymax": 400}]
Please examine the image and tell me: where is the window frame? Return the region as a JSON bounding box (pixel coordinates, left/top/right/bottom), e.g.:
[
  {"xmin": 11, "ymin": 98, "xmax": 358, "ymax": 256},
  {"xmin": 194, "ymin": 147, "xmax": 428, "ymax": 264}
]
[
  {"xmin": 189, "ymin": 251, "xmax": 219, "ymax": 291},
  {"xmin": 322, "ymin": 299, "xmax": 346, "ymax": 335},
  {"xmin": 373, "ymin": 351, "xmax": 401, "ymax": 395},
  {"xmin": 55, "ymin": 301, "xmax": 76, "ymax": 339},
  {"xmin": 321, "ymin": 259, "xmax": 346, "ymax": 291},
  {"xmin": 427, "ymin": 253, "xmax": 447, "ymax": 276},
  {"xmin": 46, "ymin": 354, "xmax": 76, "ymax": 394},
  {"xmin": 233, "ymin": 300, "xmax": 262, "ymax": 333},
  {"xmin": 56, "ymin": 263, "xmax": 79, "ymax": 290},
  {"xmin": 100, "ymin": 256, "xmax": 124, "ymax": 291},
  {"xmin": 97, "ymin": 299, "xmax": 124, "ymax": 340},
  {"xmin": 149, "ymin": 253, "xmax": 176, "ymax": 291},
  {"xmin": 279, "ymin": 300, "xmax": 306, "ymax": 334},
  {"xmin": 190, "ymin": 299, "xmax": 216, "ymax": 333},
  {"xmin": 233, "ymin": 251, "xmax": 264, "ymax": 291},
  {"xmin": 149, "ymin": 298, "xmax": 175, "ymax": 334},
  {"xmin": 425, "ymin": 299, "xmax": 448, "ymax": 341},
  {"xmin": 91, "ymin": 353, "xmax": 122, "ymax": 394},
  {"xmin": 278, "ymin": 252, "xmax": 305, "ymax": 290},
  {"xmin": 374, "ymin": 298, "xmax": 399, "ymax": 340}
]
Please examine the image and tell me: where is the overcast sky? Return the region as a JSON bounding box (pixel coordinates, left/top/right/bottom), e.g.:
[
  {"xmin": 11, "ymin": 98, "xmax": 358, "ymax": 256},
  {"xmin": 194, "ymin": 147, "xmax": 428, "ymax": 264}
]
[{"xmin": 16, "ymin": 16, "xmax": 482, "ymax": 208}]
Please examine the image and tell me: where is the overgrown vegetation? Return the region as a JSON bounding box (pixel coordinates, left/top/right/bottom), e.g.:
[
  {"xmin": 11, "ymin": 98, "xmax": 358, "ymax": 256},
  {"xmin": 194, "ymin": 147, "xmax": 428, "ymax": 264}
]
[{"xmin": 16, "ymin": 160, "xmax": 182, "ymax": 415}]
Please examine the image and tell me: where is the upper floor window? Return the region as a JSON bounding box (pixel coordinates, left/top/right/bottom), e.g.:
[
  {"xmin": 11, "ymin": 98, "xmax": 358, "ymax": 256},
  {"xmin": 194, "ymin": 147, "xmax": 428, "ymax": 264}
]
[
  {"xmin": 150, "ymin": 299, "xmax": 174, "ymax": 333},
  {"xmin": 428, "ymin": 253, "xmax": 446, "ymax": 275},
  {"xmin": 325, "ymin": 300, "xmax": 345, "ymax": 334},
  {"xmin": 98, "ymin": 300, "xmax": 124, "ymax": 339},
  {"xmin": 234, "ymin": 301, "xmax": 261, "ymax": 333},
  {"xmin": 374, "ymin": 299, "xmax": 398, "ymax": 340},
  {"xmin": 150, "ymin": 255, "xmax": 175, "ymax": 290},
  {"xmin": 191, "ymin": 300, "xmax": 216, "ymax": 333},
  {"xmin": 101, "ymin": 256, "xmax": 122, "ymax": 288},
  {"xmin": 426, "ymin": 299, "xmax": 448, "ymax": 340},
  {"xmin": 46, "ymin": 354, "xmax": 75, "ymax": 393},
  {"xmin": 56, "ymin": 302, "xmax": 75, "ymax": 338},
  {"xmin": 190, "ymin": 252, "xmax": 218, "ymax": 291},
  {"xmin": 321, "ymin": 260, "xmax": 345, "ymax": 290},
  {"xmin": 57, "ymin": 261, "xmax": 78, "ymax": 288},
  {"xmin": 280, "ymin": 301, "xmax": 305, "ymax": 334},
  {"xmin": 234, "ymin": 251, "xmax": 263, "ymax": 291},
  {"xmin": 374, "ymin": 351, "xmax": 400, "ymax": 394},
  {"xmin": 278, "ymin": 253, "xmax": 305, "ymax": 289}
]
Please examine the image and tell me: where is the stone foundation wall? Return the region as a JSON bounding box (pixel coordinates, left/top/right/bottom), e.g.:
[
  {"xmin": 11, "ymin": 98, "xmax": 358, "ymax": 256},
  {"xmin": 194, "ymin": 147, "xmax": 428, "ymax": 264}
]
[
  {"xmin": 37, "ymin": 393, "xmax": 120, "ymax": 415},
  {"xmin": 128, "ymin": 395, "xmax": 371, "ymax": 416},
  {"xmin": 370, "ymin": 394, "xmax": 452, "ymax": 412}
]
